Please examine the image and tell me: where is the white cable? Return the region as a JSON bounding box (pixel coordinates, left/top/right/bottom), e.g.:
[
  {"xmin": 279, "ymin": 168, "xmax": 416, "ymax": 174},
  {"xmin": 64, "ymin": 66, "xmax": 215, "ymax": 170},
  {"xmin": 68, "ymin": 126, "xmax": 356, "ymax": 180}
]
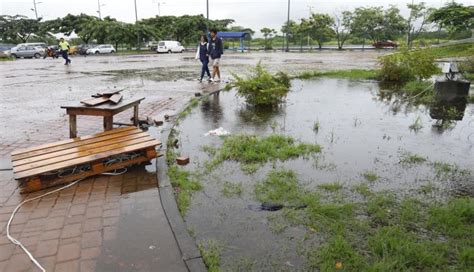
[
  {"xmin": 6, "ymin": 178, "xmax": 85, "ymax": 272},
  {"xmin": 7, "ymin": 154, "xmax": 136, "ymax": 271}
]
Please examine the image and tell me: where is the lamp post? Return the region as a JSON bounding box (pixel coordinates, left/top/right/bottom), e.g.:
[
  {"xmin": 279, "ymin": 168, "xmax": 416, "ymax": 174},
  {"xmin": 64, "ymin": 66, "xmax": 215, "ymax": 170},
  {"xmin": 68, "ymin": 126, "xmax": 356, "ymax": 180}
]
[
  {"xmin": 31, "ymin": 0, "xmax": 42, "ymax": 20},
  {"xmin": 134, "ymin": 0, "xmax": 139, "ymax": 51},
  {"xmin": 285, "ymin": 0, "xmax": 290, "ymax": 52},
  {"xmin": 206, "ymin": 0, "xmax": 209, "ymax": 34},
  {"xmin": 97, "ymin": 0, "xmax": 106, "ymax": 20}
]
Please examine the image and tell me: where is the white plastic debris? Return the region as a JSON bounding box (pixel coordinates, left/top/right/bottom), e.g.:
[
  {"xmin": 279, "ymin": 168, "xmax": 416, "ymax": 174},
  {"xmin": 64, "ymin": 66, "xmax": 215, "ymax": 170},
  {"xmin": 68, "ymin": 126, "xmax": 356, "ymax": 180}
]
[{"xmin": 204, "ymin": 127, "xmax": 230, "ymax": 136}]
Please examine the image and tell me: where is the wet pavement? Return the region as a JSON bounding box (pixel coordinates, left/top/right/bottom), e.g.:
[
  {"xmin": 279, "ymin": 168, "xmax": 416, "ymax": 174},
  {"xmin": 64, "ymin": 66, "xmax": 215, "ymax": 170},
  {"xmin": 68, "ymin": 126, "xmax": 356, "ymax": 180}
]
[
  {"xmin": 0, "ymin": 51, "xmax": 383, "ymax": 271},
  {"xmin": 174, "ymin": 78, "xmax": 473, "ymax": 270}
]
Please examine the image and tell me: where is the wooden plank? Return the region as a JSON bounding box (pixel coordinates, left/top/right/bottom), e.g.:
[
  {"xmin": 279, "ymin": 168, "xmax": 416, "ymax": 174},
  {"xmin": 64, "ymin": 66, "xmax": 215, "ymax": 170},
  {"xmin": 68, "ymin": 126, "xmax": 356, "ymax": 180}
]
[
  {"xmin": 19, "ymin": 152, "xmax": 155, "ymax": 194},
  {"xmin": 12, "ymin": 132, "xmax": 150, "ymax": 167},
  {"xmin": 81, "ymin": 97, "xmax": 109, "ymax": 106},
  {"xmin": 15, "ymin": 139, "xmax": 160, "ymax": 179},
  {"xmin": 12, "ymin": 128, "xmax": 143, "ymax": 162},
  {"xmin": 14, "ymin": 135, "xmax": 155, "ymax": 173},
  {"xmin": 11, "ymin": 127, "xmax": 135, "ymax": 156},
  {"xmin": 109, "ymin": 94, "xmax": 123, "ymax": 104}
]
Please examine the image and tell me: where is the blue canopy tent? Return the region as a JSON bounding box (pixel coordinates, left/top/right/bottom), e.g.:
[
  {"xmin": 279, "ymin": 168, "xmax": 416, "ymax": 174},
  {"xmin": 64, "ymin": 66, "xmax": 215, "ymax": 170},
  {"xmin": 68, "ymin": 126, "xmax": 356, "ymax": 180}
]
[{"xmin": 216, "ymin": 32, "xmax": 249, "ymax": 53}]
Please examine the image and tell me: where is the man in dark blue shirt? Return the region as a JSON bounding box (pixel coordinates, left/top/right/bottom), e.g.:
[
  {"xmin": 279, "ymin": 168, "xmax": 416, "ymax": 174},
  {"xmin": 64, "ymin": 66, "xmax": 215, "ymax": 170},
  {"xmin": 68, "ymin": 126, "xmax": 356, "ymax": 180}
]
[{"xmin": 208, "ymin": 29, "xmax": 223, "ymax": 82}]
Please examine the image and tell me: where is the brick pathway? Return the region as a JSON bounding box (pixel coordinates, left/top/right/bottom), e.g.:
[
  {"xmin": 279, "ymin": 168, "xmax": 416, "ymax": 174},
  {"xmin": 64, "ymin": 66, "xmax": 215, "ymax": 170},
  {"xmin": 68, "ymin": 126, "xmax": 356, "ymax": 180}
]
[{"xmin": 0, "ymin": 165, "xmax": 188, "ymax": 272}]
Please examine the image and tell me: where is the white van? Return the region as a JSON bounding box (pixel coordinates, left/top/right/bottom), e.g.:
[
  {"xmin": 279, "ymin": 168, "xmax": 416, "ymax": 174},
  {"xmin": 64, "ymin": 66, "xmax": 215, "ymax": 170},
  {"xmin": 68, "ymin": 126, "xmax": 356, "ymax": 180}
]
[{"xmin": 156, "ymin": 41, "xmax": 184, "ymax": 53}]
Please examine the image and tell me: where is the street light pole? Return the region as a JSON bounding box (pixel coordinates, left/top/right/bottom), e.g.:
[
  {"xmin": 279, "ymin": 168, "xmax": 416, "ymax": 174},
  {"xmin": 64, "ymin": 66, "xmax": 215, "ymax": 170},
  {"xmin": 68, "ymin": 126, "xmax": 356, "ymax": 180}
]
[
  {"xmin": 97, "ymin": 0, "xmax": 102, "ymax": 20},
  {"xmin": 285, "ymin": 0, "xmax": 290, "ymax": 52},
  {"xmin": 206, "ymin": 0, "xmax": 209, "ymax": 34},
  {"xmin": 33, "ymin": 0, "xmax": 39, "ymax": 20},
  {"xmin": 134, "ymin": 0, "xmax": 139, "ymax": 51}
]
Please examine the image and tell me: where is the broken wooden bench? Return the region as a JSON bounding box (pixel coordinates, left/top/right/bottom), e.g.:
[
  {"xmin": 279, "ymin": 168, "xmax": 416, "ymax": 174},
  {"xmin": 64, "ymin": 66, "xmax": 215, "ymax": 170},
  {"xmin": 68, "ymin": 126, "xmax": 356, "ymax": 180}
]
[{"xmin": 11, "ymin": 127, "xmax": 161, "ymax": 194}]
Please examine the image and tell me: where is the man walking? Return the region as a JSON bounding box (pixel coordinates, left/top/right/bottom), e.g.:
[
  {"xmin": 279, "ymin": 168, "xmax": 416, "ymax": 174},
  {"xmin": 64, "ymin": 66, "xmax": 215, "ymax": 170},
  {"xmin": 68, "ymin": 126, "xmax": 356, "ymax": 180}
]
[
  {"xmin": 208, "ymin": 29, "xmax": 223, "ymax": 82},
  {"xmin": 59, "ymin": 38, "xmax": 71, "ymax": 65}
]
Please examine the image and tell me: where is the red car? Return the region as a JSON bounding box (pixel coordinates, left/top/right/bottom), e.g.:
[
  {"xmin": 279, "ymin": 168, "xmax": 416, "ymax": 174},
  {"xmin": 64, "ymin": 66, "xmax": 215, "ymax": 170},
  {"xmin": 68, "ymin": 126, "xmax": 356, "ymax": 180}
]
[{"xmin": 373, "ymin": 40, "xmax": 398, "ymax": 48}]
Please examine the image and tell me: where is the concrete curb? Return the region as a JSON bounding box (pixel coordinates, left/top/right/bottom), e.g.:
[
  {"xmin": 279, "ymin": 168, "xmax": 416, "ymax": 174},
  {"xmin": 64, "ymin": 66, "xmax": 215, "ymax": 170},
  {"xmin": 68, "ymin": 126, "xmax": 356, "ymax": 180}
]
[
  {"xmin": 156, "ymin": 124, "xmax": 207, "ymax": 272},
  {"xmin": 155, "ymin": 89, "xmax": 224, "ymax": 271}
]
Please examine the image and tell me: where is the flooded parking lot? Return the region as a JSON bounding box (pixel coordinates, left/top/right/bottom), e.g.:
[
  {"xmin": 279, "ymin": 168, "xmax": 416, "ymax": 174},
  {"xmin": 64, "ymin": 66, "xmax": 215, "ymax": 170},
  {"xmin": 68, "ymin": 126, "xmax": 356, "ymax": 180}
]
[{"xmin": 172, "ymin": 78, "xmax": 473, "ymax": 270}]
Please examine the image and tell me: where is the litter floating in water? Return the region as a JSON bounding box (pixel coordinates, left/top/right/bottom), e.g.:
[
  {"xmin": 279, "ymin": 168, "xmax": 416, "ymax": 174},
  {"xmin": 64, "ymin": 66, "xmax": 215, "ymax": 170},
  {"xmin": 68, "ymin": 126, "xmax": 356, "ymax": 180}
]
[{"xmin": 204, "ymin": 127, "xmax": 230, "ymax": 136}]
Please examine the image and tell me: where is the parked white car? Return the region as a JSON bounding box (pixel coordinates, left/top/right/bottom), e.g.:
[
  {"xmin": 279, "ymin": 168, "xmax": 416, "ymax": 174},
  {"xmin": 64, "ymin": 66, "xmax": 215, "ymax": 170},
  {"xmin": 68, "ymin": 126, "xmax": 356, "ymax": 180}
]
[
  {"xmin": 156, "ymin": 41, "xmax": 184, "ymax": 53},
  {"xmin": 86, "ymin": 44, "xmax": 116, "ymax": 55},
  {"xmin": 10, "ymin": 45, "xmax": 46, "ymax": 58}
]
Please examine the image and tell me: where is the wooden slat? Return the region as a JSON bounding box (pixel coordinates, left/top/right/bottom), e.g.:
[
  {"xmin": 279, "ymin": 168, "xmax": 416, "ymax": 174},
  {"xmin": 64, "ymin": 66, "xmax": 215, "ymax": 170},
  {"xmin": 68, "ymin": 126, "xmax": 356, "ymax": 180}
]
[
  {"xmin": 19, "ymin": 152, "xmax": 155, "ymax": 194},
  {"xmin": 14, "ymin": 136, "xmax": 156, "ymax": 173},
  {"xmin": 12, "ymin": 132, "xmax": 150, "ymax": 167},
  {"xmin": 109, "ymin": 94, "xmax": 123, "ymax": 104},
  {"xmin": 12, "ymin": 128, "xmax": 141, "ymax": 161},
  {"xmin": 81, "ymin": 97, "xmax": 109, "ymax": 106},
  {"xmin": 11, "ymin": 127, "xmax": 135, "ymax": 156},
  {"xmin": 15, "ymin": 139, "xmax": 160, "ymax": 179}
]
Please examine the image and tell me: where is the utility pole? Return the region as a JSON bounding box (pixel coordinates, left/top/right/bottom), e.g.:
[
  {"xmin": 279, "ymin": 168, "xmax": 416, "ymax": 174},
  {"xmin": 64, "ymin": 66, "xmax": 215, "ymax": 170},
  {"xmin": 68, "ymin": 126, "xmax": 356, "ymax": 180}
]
[
  {"xmin": 206, "ymin": 0, "xmax": 210, "ymax": 34},
  {"xmin": 134, "ymin": 0, "xmax": 139, "ymax": 51},
  {"xmin": 285, "ymin": 0, "xmax": 290, "ymax": 52},
  {"xmin": 32, "ymin": 0, "xmax": 39, "ymax": 20},
  {"xmin": 97, "ymin": 0, "xmax": 103, "ymax": 20}
]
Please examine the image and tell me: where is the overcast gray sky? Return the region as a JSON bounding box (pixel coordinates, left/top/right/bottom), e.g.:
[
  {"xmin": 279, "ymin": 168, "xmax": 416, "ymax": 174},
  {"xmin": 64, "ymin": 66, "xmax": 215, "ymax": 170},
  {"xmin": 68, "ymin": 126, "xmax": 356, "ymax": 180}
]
[{"xmin": 1, "ymin": 0, "xmax": 472, "ymax": 35}]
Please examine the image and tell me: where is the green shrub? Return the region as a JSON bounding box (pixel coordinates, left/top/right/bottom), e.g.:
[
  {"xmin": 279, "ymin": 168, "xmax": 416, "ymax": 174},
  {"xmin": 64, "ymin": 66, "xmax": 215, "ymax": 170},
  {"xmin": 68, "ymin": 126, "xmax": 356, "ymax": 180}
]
[
  {"xmin": 379, "ymin": 46, "xmax": 440, "ymax": 82},
  {"xmin": 229, "ymin": 62, "xmax": 291, "ymax": 106}
]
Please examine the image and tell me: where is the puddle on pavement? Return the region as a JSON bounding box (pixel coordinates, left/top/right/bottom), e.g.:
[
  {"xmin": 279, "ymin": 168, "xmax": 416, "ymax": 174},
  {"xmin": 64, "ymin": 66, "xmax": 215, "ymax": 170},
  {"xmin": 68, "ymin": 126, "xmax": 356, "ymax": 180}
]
[
  {"xmin": 173, "ymin": 78, "xmax": 473, "ymax": 270},
  {"xmin": 105, "ymin": 67, "xmax": 197, "ymax": 82}
]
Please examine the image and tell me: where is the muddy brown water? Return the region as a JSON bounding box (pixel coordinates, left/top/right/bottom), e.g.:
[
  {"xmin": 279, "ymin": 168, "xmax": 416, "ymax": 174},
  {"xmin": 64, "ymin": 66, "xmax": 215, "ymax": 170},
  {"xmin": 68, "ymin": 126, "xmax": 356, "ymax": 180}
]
[{"xmin": 173, "ymin": 78, "xmax": 473, "ymax": 270}]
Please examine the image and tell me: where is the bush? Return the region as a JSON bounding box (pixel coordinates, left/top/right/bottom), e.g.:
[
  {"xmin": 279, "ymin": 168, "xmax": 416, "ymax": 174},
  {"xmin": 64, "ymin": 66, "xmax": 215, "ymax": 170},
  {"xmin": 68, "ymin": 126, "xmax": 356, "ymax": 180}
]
[
  {"xmin": 379, "ymin": 46, "xmax": 440, "ymax": 82},
  {"xmin": 229, "ymin": 62, "xmax": 290, "ymax": 106}
]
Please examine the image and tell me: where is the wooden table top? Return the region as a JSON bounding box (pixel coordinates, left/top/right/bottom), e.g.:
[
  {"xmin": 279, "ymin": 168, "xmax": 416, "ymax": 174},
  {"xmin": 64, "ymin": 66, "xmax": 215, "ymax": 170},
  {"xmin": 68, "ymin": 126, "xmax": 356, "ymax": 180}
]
[{"xmin": 61, "ymin": 97, "xmax": 145, "ymax": 112}]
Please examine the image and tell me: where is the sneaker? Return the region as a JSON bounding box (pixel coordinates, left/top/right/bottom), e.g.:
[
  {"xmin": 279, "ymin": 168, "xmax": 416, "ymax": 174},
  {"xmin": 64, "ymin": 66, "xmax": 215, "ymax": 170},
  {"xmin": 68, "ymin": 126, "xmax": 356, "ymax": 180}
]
[
  {"xmin": 215, "ymin": 78, "xmax": 221, "ymax": 82},
  {"xmin": 198, "ymin": 78, "xmax": 203, "ymax": 83}
]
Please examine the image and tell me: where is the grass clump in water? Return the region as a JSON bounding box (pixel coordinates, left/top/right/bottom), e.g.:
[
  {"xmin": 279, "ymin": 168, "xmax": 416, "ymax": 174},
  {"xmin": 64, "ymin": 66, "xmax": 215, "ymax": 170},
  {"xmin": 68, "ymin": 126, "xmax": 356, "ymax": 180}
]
[
  {"xmin": 255, "ymin": 170, "xmax": 306, "ymax": 206},
  {"xmin": 221, "ymin": 181, "xmax": 243, "ymax": 197},
  {"xmin": 297, "ymin": 69, "xmax": 379, "ymax": 80},
  {"xmin": 318, "ymin": 182, "xmax": 343, "ymax": 192},
  {"xmin": 229, "ymin": 62, "xmax": 290, "ymax": 106},
  {"xmin": 198, "ymin": 239, "xmax": 222, "ymax": 272},
  {"xmin": 399, "ymin": 151, "xmax": 427, "ymax": 165},
  {"xmin": 433, "ymin": 161, "xmax": 470, "ymax": 180},
  {"xmin": 362, "ymin": 171, "xmax": 379, "ymax": 182},
  {"xmin": 409, "ymin": 116, "xmax": 424, "ymax": 132},
  {"xmin": 167, "ymin": 166, "xmax": 202, "ymax": 215},
  {"xmin": 204, "ymin": 134, "xmax": 321, "ymax": 174}
]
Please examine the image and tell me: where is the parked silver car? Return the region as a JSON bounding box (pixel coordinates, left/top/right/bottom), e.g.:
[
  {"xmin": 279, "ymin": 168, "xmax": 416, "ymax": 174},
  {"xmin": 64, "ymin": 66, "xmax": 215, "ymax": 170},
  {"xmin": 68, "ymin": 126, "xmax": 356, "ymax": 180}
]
[{"xmin": 10, "ymin": 45, "xmax": 46, "ymax": 59}]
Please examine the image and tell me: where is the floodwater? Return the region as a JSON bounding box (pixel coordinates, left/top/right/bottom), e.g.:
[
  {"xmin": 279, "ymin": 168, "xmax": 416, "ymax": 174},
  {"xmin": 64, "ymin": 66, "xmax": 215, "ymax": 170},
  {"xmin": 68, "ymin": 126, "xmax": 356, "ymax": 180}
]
[{"xmin": 173, "ymin": 78, "xmax": 474, "ymax": 270}]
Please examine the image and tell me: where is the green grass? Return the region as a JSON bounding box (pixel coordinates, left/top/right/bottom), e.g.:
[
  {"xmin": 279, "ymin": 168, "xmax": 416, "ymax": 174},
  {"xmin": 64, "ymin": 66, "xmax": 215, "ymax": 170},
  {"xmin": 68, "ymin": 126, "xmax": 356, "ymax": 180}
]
[
  {"xmin": 221, "ymin": 181, "xmax": 243, "ymax": 197},
  {"xmin": 428, "ymin": 197, "xmax": 474, "ymax": 239},
  {"xmin": 296, "ymin": 69, "xmax": 379, "ymax": 80},
  {"xmin": 254, "ymin": 169, "xmax": 306, "ymax": 206},
  {"xmin": 167, "ymin": 166, "xmax": 202, "ymax": 215},
  {"xmin": 409, "ymin": 117, "xmax": 424, "ymax": 132},
  {"xmin": 318, "ymin": 182, "xmax": 343, "ymax": 192},
  {"xmin": 424, "ymin": 43, "xmax": 474, "ymax": 59},
  {"xmin": 307, "ymin": 234, "xmax": 367, "ymax": 272},
  {"xmin": 0, "ymin": 57, "xmax": 14, "ymax": 61},
  {"xmin": 198, "ymin": 239, "xmax": 222, "ymax": 272},
  {"xmin": 399, "ymin": 152, "xmax": 427, "ymax": 165},
  {"xmin": 362, "ymin": 171, "xmax": 379, "ymax": 182},
  {"xmin": 368, "ymin": 225, "xmax": 448, "ymax": 270},
  {"xmin": 203, "ymin": 134, "xmax": 321, "ymax": 174},
  {"xmin": 433, "ymin": 161, "xmax": 471, "ymax": 180}
]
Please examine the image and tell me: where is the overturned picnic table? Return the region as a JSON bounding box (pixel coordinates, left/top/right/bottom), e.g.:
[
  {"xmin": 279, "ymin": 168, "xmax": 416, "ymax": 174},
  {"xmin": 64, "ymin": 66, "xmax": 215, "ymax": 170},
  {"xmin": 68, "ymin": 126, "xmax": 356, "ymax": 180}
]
[{"xmin": 61, "ymin": 97, "xmax": 145, "ymax": 138}]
